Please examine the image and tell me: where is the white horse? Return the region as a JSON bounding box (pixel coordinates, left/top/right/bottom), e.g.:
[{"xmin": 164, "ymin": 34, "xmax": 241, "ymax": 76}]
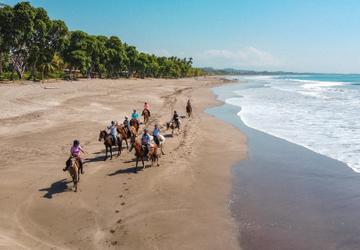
[{"xmin": 150, "ymin": 134, "xmax": 166, "ymax": 155}]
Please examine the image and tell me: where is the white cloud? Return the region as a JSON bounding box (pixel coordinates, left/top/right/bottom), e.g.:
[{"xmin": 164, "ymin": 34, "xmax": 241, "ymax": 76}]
[{"xmin": 202, "ymin": 47, "xmax": 279, "ymax": 68}]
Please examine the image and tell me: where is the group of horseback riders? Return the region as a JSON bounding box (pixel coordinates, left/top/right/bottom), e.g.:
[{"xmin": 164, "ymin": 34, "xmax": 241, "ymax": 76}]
[{"xmin": 64, "ymin": 100, "xmax": 192, "ymax": 179}]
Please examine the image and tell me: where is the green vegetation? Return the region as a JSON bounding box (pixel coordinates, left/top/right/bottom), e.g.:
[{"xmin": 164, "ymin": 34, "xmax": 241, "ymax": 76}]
[{"xmin": 0, "ymin": 2, "xmax": 204, "ymax": 81}]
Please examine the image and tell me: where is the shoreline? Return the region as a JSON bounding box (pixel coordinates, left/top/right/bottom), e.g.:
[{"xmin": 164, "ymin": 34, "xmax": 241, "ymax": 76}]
[
  {"xmin": 0, "ymin": 77, "xmax": 246, "ymax": 249},
  {"xmin": 209, "ymin": 82, "xmax": 360, "ymax": 250}
]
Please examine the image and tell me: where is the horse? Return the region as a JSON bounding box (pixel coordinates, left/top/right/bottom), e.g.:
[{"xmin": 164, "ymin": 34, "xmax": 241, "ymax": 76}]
[
  {"xmin": 129, "ymin": 136, "xmax": 160, "ymax": 173},
  {"xmin": 186, "ymin": 102, "xmax": 192, "ymax": 118},
  {"xmin": 155, "ymin": 134, "xmax": 166, "ymax": 155},
  {"xmin": 130, "ymin": 118, "xmax": 140, "ymax": 132},
  {"xmin": 141, "ymin": 109, "xmax": 151, "ymax": 124},
  {"xmin": 65, "ymin": 157, "xmax": 80, "ymax": 192},
  {"xmin": 166, "ymin": 120, "xmax": 181, "ymax": 136},
  {"xmin": 98, "ymin": 130, "xmax": 122, "ymax": 160},
  {"xmin": 116, "ymin": 124, "xmax": 130, "ymax": 149}
]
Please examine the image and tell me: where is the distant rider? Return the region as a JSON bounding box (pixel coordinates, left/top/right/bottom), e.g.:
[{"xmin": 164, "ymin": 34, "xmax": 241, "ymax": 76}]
[
  {"xmin": 144, "ymin": 102, "xmax": 150, "ymax": 110},
  {"xmin": 172, "ymin": 110, "xmax": 180, "ymax": 127}
]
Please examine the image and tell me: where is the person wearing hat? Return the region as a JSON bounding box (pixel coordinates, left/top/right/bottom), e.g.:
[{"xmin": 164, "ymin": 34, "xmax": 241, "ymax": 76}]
[
  {"xmin": 64, "ymin": 139, "xmax": 86, "ymax": 174},
  {"xmin": 152, "ymin": 124, "xmax": 160, "ymax": 146},
  {"xmin": 123, "ymin": 116, "xmax": 130, "ymax": 137},
  {"xmin": 107, "ymin": 121, "xmax": 118, "ymax": 145},
  {"xmin": 141, "ymin": 128, "xmax": 151, "ymax": 156}
]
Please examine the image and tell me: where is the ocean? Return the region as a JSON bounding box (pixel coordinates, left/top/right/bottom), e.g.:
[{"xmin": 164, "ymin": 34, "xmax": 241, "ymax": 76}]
[
  {"xmin": 223, "ymin": 74, "xmax": 360, "ymax": 173},
  {"xmin": 207, "ymin": 75, "xmax": 360, "ymax": 249}
]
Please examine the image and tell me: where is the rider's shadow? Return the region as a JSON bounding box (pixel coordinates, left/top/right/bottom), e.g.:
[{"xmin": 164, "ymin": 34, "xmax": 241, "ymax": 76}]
[{"xmin": 39, "ymin": 179, "xmax": 70, "ymax": 199}]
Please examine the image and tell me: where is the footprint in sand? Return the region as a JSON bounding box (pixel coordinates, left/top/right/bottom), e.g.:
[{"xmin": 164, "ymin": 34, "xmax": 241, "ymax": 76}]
[
  {"xmin": 115, "ymin": 210, "xmax": 119, "ymax": 213},
  {"xmin": 110, "ymin": 229, "xmax": 115, "ymax": 234},
  {"xmin": 119, "ymin": 194, "xmax": 123, "ymax": 198},
  {"xmin": 117, "ymin": 219, "xmax": 122, "ymax": 224},
  {"xmin": 121, "ymin": 202, "xmax": 125, "ymax": 206}
]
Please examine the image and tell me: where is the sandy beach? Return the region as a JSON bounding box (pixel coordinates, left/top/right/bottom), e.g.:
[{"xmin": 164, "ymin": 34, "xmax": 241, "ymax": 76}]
[{"xmin": 0, "ymin": 77, "xmax": 246, "ymax": 249}]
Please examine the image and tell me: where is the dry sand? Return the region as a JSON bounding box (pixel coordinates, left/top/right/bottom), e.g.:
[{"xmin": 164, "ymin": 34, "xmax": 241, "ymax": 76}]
[{"xmin": 0, "ymin": 77, "xmax": 246, "ymax": 250}]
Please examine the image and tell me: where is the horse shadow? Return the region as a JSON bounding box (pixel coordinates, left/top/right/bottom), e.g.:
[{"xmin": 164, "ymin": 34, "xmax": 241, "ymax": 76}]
[
  {"xmin": 39, "ymin": 178, "xmax": 71, "ymax": 199},
  {"xmin": 163, "ymin": 134, "xmax": 173, "ymax": 138},
  {"xmin": 108, "ymin": 159, "xmax": 153, "ymax": 176},
  {"xmin": 84, "ymin": 155, "xmax": 107, "ymax": 163}
]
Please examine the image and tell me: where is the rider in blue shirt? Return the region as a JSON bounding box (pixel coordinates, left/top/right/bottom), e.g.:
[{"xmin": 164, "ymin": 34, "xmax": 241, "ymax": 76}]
[
  {"xmin": 141, "ymin": 128, "xmax": 151, "ymax": 155},
  {"xmin": 152, "ymin": 124, "xmax": 160, "ymax": 146}
]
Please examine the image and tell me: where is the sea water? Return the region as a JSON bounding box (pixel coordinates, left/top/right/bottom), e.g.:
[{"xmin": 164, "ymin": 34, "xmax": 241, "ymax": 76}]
[{"xmin": 225, "ymin": 74, "xmax": 360, "ymax": 173}]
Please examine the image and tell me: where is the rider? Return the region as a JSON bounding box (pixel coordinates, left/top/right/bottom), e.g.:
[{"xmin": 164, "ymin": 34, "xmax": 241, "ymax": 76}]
[
  {"xmin": 144, "ymin": 102, "xmax": 150, "ymax": 110},
  {"xmin": 107, "ymin": 121, "xmax": 118, "ymax": 145},
  {"xmin": 152, "ymin": 124, "xmax": 160, "ymax": 146},
  {"xmin": 64, "ymin": 140, "xmax": 86, "ymax": 174},
  {"xmin": 141, "ymin": 128, "xmax": 152, "ymax": 156},
  {"xmin": 172, "ymin": 110, "xmax": 180, "ymax": 127},
  {"xmin": 123, "ymin": 116, "xmax": 131, "ymax": 136},
  {"xmin": 143, "ymin": 102, "xmax": 151, "ymax": 117},
  {"xmin": 131, "ymin": 109, "xmax": 139, "ymax": 121}
]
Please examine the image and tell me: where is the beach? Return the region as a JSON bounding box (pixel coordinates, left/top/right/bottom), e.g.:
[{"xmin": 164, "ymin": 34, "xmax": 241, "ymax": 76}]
[{"xmin": 0, "ymin": 77, "xmax": 246, "ymax": 250}]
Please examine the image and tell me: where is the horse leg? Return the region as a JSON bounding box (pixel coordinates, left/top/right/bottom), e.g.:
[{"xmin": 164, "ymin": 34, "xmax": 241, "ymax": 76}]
[
  {"xmin": 125, "ymin": 138, "xmax": 129, "ymax": 149},
  {"xmin": 117, "ymin": 139, "xmax": 121, "ymax": 157},
  {"xmin": 135, "ymin": 157, "xmax": 138, "ymax": 173},
  {"xmin": 142, "ymin": 156, "xmax": 145, "ymax": 170},
  {"xmin": 110, "ymin": 146, "xmax": 113, "ymax": 160},
  {"xmin": 104, "ymin": 146, "xmax": 108, "ymax": 161},
  {"xmin": 161, "ymin": 144, "xmax": 165, "ymax": 155}
]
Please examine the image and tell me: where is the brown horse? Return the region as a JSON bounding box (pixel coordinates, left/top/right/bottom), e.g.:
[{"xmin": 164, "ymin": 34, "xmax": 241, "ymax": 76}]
[
  {"xmin": 130, "ymin": 118, "xmax": 140, "ymax": 132},
  {"xmin": 98, "ymin": 130, "xmax": 122, "ymax": 160},
  {"xmin": 141, "ymin": 109, "xmax": 151, "ymax": 124},
  {"xmin": 186, "ymin": 102, "xmax": 192, "ymax": 118},
  {"xmin": 66, "ymin": 157, "xmax": 80, "ymax": 192},
  {"xmin": 116, "ymin": 125, "xmax": 130, "ymax": 149},
  {"xmin": 129, "ymin": 137, "xmax": 159, "ymax": 173}
]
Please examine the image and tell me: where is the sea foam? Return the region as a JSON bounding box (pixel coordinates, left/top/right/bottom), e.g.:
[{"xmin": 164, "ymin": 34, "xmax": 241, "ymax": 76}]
[{"xmin": 226, "ymin": 75, "xmax": 360, "ymax": 172}]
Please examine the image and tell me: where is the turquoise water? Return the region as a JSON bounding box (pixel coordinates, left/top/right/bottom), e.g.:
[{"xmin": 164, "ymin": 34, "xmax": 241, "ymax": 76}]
[{"xmin": 221, "ymin": 74, "xmax": 360, "ymax": 172}]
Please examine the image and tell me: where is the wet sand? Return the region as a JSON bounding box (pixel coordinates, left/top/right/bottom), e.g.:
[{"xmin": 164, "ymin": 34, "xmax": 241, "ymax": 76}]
[
  {"xmin": 208, "ymin": 98, "xmax": 360, "ymax": 250},
  {"xmin": 0, "ymin": 77, "xmax": 246, "ymax": 249}
]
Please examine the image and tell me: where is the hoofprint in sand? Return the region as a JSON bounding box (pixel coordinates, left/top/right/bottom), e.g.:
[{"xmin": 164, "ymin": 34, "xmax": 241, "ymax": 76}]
[{"xmin": 0, "ymin": 77, "xmax": 246, "ymax": 249}]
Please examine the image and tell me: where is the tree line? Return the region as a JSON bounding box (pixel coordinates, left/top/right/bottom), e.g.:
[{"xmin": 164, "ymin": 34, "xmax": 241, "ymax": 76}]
[{"xmin": 0, "ymin": 2, "xmax": 204, "ymax": 81}]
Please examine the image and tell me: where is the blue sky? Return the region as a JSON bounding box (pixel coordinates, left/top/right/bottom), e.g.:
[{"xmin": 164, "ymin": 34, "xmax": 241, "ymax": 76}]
[{"xmin": 3, "ymin": 0, "xmax": 360, "ymax": 73}]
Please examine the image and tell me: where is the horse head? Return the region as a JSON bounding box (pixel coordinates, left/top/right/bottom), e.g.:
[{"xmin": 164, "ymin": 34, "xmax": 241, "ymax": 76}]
[{"xmin": 98, "ymin": 130, "xmax": 107, "ymax": 142}]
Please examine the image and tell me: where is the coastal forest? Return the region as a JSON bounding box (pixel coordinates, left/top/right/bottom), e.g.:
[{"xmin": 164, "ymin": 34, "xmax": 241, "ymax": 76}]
[{"xmin": 0, "ymin": 2, "xmax": 204, "ymax": 81}]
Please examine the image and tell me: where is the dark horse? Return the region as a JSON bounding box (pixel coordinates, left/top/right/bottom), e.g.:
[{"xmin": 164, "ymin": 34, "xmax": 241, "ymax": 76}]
[
  {"xmin": 65, "ymin": 157, "xmax": 80, "ymax": 192},
  {"xmin": 129, "ymin": 136, "xmax": 159, "ymax": 173},
  {"xmin": 130, "ymin": 118, "xmax": 140, "ymax": 132},
  {"xmin": 166, "ymin": 120, "xmax": 180, "ymax": 136},
  {"xmin": 141, "ymin": 109, "xmax": 151, "ymax": 124},
  {"xmin": 186, "ymin": 101, "xmax": 192, "ymax": 118},
  {"xmin": 98, "ymin": 130, "xmax": 122, "ymax": 160}
]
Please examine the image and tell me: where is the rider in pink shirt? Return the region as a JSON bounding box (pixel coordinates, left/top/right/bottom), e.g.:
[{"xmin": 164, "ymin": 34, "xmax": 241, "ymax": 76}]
[
  {"xmin": 64, "ymin": 140, "xmax": 86, "ymax": 174},
  {"xmin": 144, "ymin": 102, "xmax": 149, "ymax": 110}
]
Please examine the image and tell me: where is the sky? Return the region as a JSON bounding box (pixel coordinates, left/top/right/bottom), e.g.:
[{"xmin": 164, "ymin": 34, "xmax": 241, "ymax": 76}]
[{"xmin": 3, "ymin": 0, "xmax": 360, "ymax": 73}]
